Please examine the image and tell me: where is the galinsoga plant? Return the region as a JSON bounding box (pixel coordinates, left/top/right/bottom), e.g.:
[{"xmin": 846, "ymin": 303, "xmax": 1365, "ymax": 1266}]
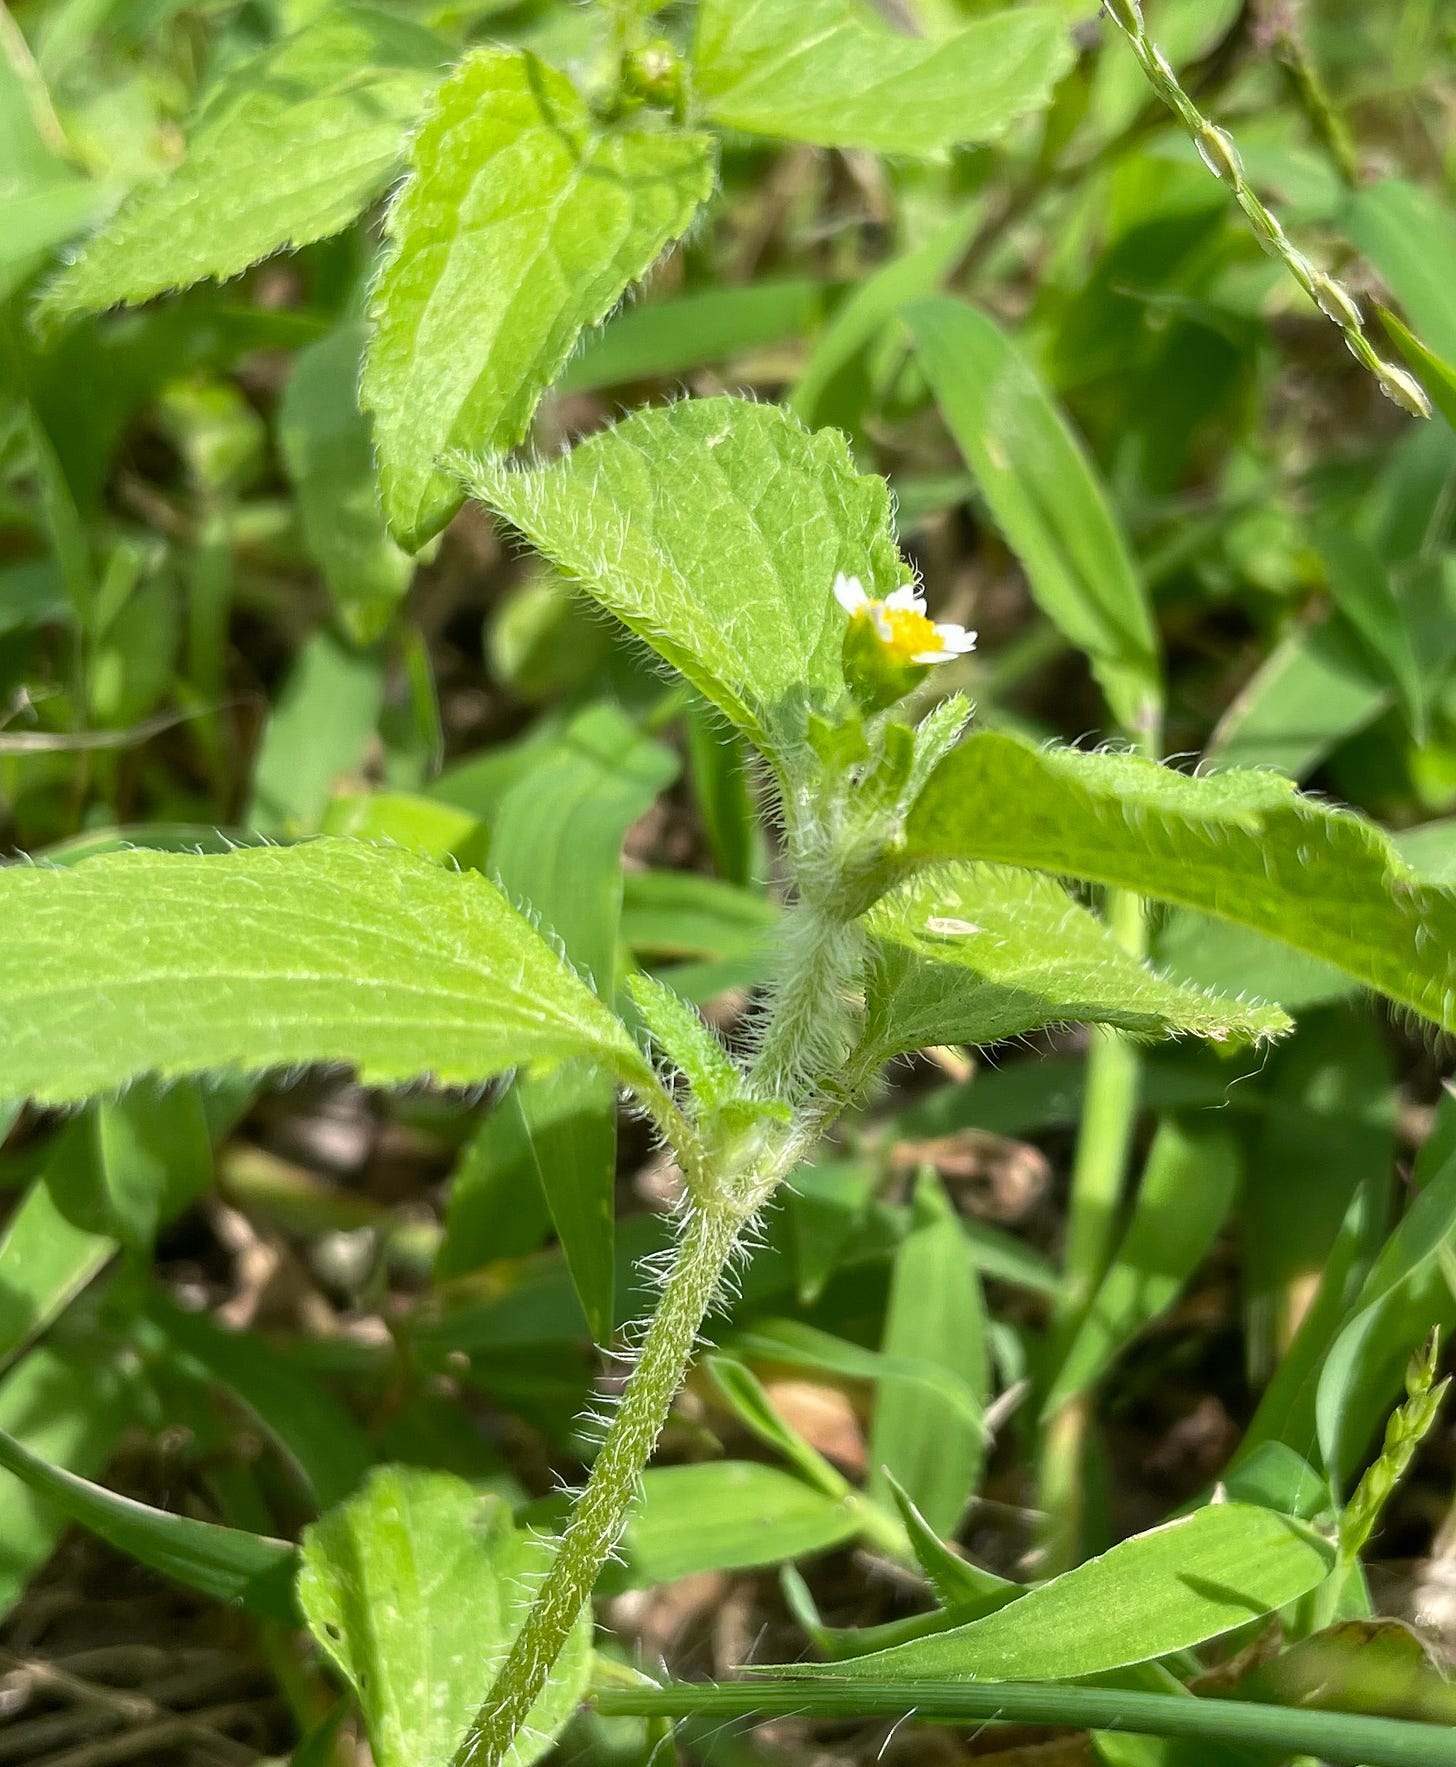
[
  {"xmin": 5, "ymin": 2, "xmax": 1455, "ymax": 1765},
  {"xmin": 3, "ymin": 388, "xmax": 1455, "ymax": 1763}
]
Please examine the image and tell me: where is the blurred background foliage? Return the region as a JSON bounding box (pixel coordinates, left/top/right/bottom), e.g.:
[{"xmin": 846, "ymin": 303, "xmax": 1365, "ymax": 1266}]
[{"xmin": 1, "ymin": 0, "xmax": 1456, "ymax": 1762}]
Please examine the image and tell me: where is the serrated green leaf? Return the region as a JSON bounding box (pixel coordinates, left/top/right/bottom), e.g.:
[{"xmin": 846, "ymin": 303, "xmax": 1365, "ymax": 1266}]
[
  {"xmin": 864, "ymin": 863, "xmax": 1288, "ymax": 1061},
  {"xmin": 278, "ymin": 322, "xmax": 414, "ymax": 646},
  {"xmin": 906, "ymin": 298, "xmax": 1161, "ymax": 733},
  {"xmin": 364, "ymin": 48, "xmax": 715, "ymax": 549},
  {"xmin": 298, "ymin": 1465, "xmax": 591, "ymax": 1767},
  {"xmin": 907, "ymin": 732, "xmax": 1456, "ymax": 1033},
  {"xmin": 0, "ymin": 1421, "xmax": 298, "ymax": 1618},
  {"xmin": 35, "ymin": 7, "xmax": 447, "ymax": 324},
  {"xmin": 776, "ymin": 1503, "xmax": 1333, "ymax": 1682},
  {"xmin": 0, "ymin": 838, "xmax": 649, "ymax": 1105},
  {"xmin": 694, "ymin": 0, "xmax": 1072, "ymax": 154},
  {"xmin": 628, "ymin": 972, "xmax": 742, "ymax": 1110},
  {"xmin": 468, "ymin": 396, "xmax": 903, "ymax": 761}
]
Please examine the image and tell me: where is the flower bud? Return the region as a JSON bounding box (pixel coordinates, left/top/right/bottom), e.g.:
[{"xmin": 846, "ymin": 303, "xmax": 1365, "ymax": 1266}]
[
  {"xmin": 842, "ymin": 612, "xmax": 929, "ymax": 712},
  {"xmin": 621, "ymin": 39, "xmax": 683, "ymax": 110}
]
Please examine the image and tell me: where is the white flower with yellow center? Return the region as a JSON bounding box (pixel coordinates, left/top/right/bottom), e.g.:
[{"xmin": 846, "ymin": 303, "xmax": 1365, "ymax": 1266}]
[{"xmin": 833, "ymin": 573, "xmax": 976, "ymax": 665}]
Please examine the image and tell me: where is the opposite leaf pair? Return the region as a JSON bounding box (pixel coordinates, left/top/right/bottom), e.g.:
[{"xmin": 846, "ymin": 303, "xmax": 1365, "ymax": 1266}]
[{"xmin": 38, "ymin": 1, "xmax": 1076, "ymax": 550}]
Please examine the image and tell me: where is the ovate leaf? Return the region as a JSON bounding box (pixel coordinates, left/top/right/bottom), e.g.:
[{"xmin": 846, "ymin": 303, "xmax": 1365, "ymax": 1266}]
[
  {"xmin": 298, "ymin": 1466, "xmax": 591, "ymax": 1767},
  {"xmin": 694, "ymin": 0, "xmax": 1072, "ymax": 154},
  {"xmin": 364, "ymin": 48, "xmax": 715, "ymax": 549},
  {"xmin": 906, "ymin": 299, "xmax": 1161, "ymax": 733},
  {"xmin": 469, "ymin": 397, "xmax": 903, "ymax": 763},
  {"xmin": 0, "ymin": 838, "xmax": 650, "ymax": 1104},
  {"xmin": 35, "ymin": 7, "xmax": 447, "ymax": 324},
  {"xmin": 863, "ymin": 863, "xmax": 1288, "ymax": 1061},
  {"xmin": 907, "ymin": 732, "xmax": 1456, "ymax": 1034},
  {"xmin": 777, "ymin": 1503, "xmax": 1333, "ymax": 1682}
]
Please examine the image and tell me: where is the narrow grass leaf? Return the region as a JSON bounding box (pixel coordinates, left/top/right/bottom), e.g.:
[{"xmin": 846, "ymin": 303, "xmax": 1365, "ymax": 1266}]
[
  {"xmin": 906, "ymin": 298, "xmax": 1161, "ymax": 733},
  {"xmin": 1208, "ymin": 616, "xmax": 1388, "ymax": 780},
  {"xmin": 364, "ymin": 48, "xmax": 714, "ymax": 549},
  {"xmin": 705, "ymin": 1357, "xmax": 850, "ymax": 1498},
  {"xmin": 0, "ymin": 838, "xmax": 650, "ymax": 1105},
  {"xmin": 562, "ymin": 278, "xmax": 829, "ymax": 393},
  {"xmin": 790, "ymin": 210, "xmax": 978, "ymax": 430},
  {"xmin": 0, "ymin": 1343, "xmax": 132, "ymax": 1620},
  {"xmin": 1346, "ymin": 179, "xmax": 1456, "ymax": 365},
  {"xmin": 35, "ymin": 7, "xmax": 446, "ymax": 324},
  {"xmin": 869, "ymin": 1170, "xmax": 987, "ymax": 1536},
  {"xmin": 0, "ymin": 1127, "xmax": 115, "ymax": 1368},
  {"xmin": 694, "ymin": 0, "xmax": 1071, "ymax": 153},
  {"xmin": 1317, "ymin": 1094, "xmax": 1456, "ymax": 1487},
  {"xmin": 623, "ymin": 1463, "xmax": 860, "ymax": 1585},
  {"xmin": 1316, "ymin": 528, "xmax": 1426, "ymax": 741},
  {"xmin": 246, "ymin": 631, "xmax": 383, "ymax": 836},
  {"xmin": 596, "ymin": 1678, "xmax": 1456, "ymax": 1767},
  {"xmin": 278, "ymin": 323, "xmax": 414, "ymax": 645},
  {"xmin": 775, "ymin": 1503, "xmax": 1333, "ymax": 1681},
  {"xmin": 1043, "ymin": 1118, "xmax": 1239, "ymax": 1414},
  {"xmin": 883, "ymin": 1472, "xmax": 1016, "ymax": 1611},
  {"xmin": 149, "ymin": 1295, "xmax": 373, "ymax": 1512},
  {"xmin": 487, "ymin": 703, "xmax": 678, "ymax": 1340},
  {"xmin": 907, "ymin": 731, "xmax": 1456, "ymax": 1034},
  {"xmin": 0, "ymin": 1421, "xmax": 298, "ymax": 1617}
]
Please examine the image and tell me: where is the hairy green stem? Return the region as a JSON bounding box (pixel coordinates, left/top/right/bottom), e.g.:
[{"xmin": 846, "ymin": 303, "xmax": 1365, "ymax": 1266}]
[
  {"xmin": 456, "ymin": 1202, "xmax": 747, "ymax": 1767},
  {"xmin": 748, "ymin": 899, "xmax": 866, "ymax": 1105},
  {"xmin": 593, "ymin": 1678, "xmax": 1456, "ymax": 1767},
  {"xmin": 1103, "ymin": 0, "xmax": 1429, "ymax": 418}
]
